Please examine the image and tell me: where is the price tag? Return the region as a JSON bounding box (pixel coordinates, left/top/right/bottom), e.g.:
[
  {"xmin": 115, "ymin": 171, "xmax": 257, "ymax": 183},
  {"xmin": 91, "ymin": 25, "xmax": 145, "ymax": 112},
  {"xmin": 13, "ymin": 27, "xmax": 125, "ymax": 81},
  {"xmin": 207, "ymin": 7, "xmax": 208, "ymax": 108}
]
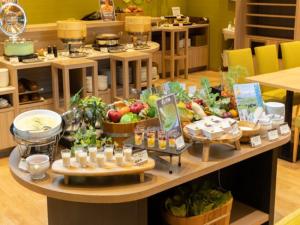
[
  {"xmin": 231, "ymin": 121, "xmax": 240, "ymax": 135},
  {"xmin": 250, "ymin": 135, "xmax": 262, "ymax": 148},
  {"xmin": 9, "ymin": 57, "xmax": 19, "ymax": 64},
  {"xmin": 175, "ymin": 135, "xmax": 185, "ymax": 150},
  {"xmin": 133, "ymin": 150, "xmax": 148, "ymax": 166},
  {"xmin": 280, "ymin": 123, "xmax": 290, "ymax": 135},
  {"xmin": 268, "ymin": 129, "xmax": 279, "ymax": 141},
  {"xmin": 100, "ymin": 47, "xmax": 109, "ymax": 53}
]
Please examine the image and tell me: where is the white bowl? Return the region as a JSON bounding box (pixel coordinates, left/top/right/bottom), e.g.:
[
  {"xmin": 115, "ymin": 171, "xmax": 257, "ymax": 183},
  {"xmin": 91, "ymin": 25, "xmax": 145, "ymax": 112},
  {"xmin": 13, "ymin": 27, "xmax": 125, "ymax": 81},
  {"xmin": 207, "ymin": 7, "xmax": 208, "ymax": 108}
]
[
  {"xmin": 26, "ymin": 154, "xmax": 50, "ymax": 180},
  {"xmin": 13, "ymin": 109, "xmax": 62, "ymax": 140},
  {"xmin": 264, "ymin": 102, "xmax": 285, "ymax": 117}
]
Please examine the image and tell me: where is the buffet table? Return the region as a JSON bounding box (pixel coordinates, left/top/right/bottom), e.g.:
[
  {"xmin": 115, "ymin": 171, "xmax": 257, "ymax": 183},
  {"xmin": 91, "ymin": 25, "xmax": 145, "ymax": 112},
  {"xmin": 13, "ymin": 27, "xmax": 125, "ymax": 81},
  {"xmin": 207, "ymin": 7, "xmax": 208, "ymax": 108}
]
[
  {"xmin": 247, "ymin": 68, "xmax": 300, "ymax": 162},
  {"xmin": 10, "ymin": 134, "xmax": 290, "ymax": 225}
]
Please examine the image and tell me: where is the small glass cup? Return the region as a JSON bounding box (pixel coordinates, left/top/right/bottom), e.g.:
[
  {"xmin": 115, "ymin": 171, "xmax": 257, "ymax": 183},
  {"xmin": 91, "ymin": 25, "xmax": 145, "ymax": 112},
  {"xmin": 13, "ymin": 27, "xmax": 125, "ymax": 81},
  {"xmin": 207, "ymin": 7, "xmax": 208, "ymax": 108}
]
[
  {"xmin": 79, "ymin": 150, "xmax": 88, "ymax": 168},
  {"xmin": 168, "ymin": 131, "xmax": 178, "ymax": 149},
  {"xmin": 105, "ymin": 144, "xmax": 114, "ymax": 161},
  {"xmin": 61, "ymin": 149, "xmax": 71, "ymax": 168},
  {"xmin": 88, "ymin": 146, "xmax": 97, "ymax": 163},
  {"xmin": 123, "ymin": 144, "xmax": 133, "ymax": 162},
  {"xmin": 114, "ymin": 148, "xmax": 124, "ymax": 166},
  {"xmin": 158, "ymin": 130, "xmax": 167, "ymax": 150},
  {"xmin": 74, "ymin": 146, "xmax": 84, "ymax": 163},
  {"xmin": 96, "ymin": 151, "xmax": 105, "ymax": 167},
  {"xmin": 134, "ymin": 125, "xmax": 145, "ymax": 146},
  {"xmin": 147, "ymin": 127, "xmax": 156, "ymax": 148}
]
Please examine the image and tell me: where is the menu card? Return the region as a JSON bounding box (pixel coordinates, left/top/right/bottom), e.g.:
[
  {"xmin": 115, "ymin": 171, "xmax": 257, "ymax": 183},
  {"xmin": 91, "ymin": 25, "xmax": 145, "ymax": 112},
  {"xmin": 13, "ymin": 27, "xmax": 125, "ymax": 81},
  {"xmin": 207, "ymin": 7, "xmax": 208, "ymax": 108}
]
[{"xmin": 156, "ymin": 94, "xmax": 185, "ymax": 149}]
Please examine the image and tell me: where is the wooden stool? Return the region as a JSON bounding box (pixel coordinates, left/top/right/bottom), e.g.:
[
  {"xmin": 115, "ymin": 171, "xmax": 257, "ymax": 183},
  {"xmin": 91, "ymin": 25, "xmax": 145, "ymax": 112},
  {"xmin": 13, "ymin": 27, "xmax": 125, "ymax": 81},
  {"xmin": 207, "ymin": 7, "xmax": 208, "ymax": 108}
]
[
  {"xmin": 162, "ymin": 27, "xmax": 189, "ymax": 80},
  {"xmin": 51, "ymin": 58, "xmax": 98, "ymax": 113},
  {"xmin": 110, "ymin": 51, "xmax": 152, "ymax": 100}
]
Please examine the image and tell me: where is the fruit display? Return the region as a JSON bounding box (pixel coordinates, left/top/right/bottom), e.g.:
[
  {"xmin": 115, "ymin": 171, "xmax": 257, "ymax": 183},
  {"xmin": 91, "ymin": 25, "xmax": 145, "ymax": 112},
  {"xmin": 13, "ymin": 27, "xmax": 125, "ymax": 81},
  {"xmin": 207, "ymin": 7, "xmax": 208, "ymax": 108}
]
[
  {"xmin": 116, "ymin": 4, "xmax": 144, "ymax": 13},
  {"xmin": 106, "ymin": 99, "xmax": 157, "ymax": 124}
]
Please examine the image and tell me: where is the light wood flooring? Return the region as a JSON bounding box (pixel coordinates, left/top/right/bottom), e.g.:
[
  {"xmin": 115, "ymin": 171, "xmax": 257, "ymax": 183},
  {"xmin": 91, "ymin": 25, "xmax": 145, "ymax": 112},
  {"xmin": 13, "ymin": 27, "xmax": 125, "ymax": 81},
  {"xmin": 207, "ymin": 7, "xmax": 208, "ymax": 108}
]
[{"xmin": 0, "ymin": 71, "xmax": 299, "ymax": 225}]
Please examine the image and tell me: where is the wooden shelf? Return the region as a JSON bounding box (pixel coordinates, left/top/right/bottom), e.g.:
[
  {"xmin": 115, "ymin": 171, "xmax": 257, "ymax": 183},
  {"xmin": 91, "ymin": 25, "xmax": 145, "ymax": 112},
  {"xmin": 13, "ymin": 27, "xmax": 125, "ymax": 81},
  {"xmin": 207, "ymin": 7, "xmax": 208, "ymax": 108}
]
[
  {"xmin": 0, "ymin": 86, "xmax": 15, "ymax": 95},
  {"xmin": 18, "ymin": 97, "xmax": 53, "ymax": 109},
  {"xmin": 246, "ymin": 24, "xmax": 295, "ymax": 31},
  {"xmin": 230, "ymin": 201, "xmax": 269, "ymax": 225},
  {"xmin": 0, "ymin": 106, "xmax": 14, "ymax": 113},
  {"xmin": 247, "ymin": 13, "xmax": 296, "ymax": 19},
  {"xmin": 246, "ymin": 34, "xmax": 293, "ymax": 41},
  {"xmin": 247, "ymin": 3, "xmax": 296, "ymax": 7},
  {"xmin": 164, "ymin": 55, "xmax": 187, "ymax": 60}
]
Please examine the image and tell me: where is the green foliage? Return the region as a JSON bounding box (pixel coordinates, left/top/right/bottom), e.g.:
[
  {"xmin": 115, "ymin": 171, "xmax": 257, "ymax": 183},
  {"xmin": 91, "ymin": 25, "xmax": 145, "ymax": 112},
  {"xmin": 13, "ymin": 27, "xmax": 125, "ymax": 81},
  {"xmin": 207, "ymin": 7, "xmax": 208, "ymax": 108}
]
[
  {"xmin": 70, "ymin": 90, "xmax": 108, "ymax": 128},
  {"xmin": 73, "ymin": 126, "xmax": 112, "ymax": 149},
  {"xmin": 165, "ymin": 182, "xmax": 232, "ymax": 218},
  {"xmin": 165, "ymin": 82, "xmax": 191, "ymax": 103}
]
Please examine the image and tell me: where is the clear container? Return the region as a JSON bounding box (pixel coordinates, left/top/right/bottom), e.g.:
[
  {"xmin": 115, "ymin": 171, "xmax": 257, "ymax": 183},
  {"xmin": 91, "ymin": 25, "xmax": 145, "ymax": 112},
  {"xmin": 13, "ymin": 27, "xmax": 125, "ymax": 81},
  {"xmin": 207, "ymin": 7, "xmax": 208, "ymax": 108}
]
[
  {"xmin": 269, "ymin": 114, "xmax": 285, "ymax": 131},
  {"xmin": 158, "ymin": 130, "xmax": 167, "ymax": 150},
  {"xmin": 147, "ymin": 127, "xmax": 156, "ymax": 148},
  {"xmin": 134, "ymin": 125, "xmax": 145, "ymax": 146},
  {"xmin": 61, "ymin": 149, "xmax": 71, "ymax": 168},
  {"xmin": 259, "ymin": 118, "xmax": 272, "ymax": 138}
]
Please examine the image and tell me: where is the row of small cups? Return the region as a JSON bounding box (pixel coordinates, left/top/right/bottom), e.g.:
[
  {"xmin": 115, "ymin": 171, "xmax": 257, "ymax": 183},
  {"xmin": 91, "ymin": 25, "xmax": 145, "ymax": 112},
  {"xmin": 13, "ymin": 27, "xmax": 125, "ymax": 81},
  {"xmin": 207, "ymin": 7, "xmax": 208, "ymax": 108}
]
[{"xmin": 61, "ymin": 144, "xmax": 133, "ymax": 168}]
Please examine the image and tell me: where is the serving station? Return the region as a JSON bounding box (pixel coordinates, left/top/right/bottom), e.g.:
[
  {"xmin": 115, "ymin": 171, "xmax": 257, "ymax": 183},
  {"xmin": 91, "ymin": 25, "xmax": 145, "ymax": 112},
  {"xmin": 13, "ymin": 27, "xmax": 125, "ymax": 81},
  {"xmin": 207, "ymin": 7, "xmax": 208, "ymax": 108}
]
[{"xmin": 10, "ymin": 135, "xmax": 290, "ymax": 225}]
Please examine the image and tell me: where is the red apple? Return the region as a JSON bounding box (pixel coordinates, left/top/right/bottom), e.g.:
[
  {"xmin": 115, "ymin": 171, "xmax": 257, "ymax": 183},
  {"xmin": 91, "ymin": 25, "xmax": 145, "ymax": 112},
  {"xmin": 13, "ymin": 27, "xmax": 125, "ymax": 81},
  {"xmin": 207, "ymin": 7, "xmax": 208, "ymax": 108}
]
[
  {"xmin": 108, "ymin": 110, "xmax": 122, "ymax": 123},
  {"xmin": 186, "ymin": 102, "xmax": 192, "ymax": 110},
  {"xmin": 130, "ymin": 102, "xmax": 144, "ymax": 114}
]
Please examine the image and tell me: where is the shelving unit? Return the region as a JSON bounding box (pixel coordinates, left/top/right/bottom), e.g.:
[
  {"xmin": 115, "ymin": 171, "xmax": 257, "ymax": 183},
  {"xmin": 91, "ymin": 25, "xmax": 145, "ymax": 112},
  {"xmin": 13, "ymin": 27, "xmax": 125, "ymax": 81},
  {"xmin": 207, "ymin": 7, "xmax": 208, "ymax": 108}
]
[{"xmin": 235, "ymin": 0, "xmax": 300, "ymax": 53}]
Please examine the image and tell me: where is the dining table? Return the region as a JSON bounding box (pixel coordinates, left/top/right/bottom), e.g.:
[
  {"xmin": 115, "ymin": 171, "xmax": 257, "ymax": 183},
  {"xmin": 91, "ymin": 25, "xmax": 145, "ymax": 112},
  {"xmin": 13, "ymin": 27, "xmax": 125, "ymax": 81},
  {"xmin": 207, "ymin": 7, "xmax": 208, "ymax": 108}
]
[{"xmin": 247, "ymin": 67, "xmax": 300, "ymax": 162}]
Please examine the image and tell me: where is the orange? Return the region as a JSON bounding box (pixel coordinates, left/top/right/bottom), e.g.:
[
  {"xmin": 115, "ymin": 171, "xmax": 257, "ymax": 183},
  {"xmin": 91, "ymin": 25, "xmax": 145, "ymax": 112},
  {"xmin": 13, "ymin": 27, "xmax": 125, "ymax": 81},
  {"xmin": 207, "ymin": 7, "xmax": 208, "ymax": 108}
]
[
  {"xmin": 119, "ymin": 106, "xmax": 131, "ymax": 116},
  {"xmin": 229, "ymin": 109, "xmax": 238, "ymax": 118}
]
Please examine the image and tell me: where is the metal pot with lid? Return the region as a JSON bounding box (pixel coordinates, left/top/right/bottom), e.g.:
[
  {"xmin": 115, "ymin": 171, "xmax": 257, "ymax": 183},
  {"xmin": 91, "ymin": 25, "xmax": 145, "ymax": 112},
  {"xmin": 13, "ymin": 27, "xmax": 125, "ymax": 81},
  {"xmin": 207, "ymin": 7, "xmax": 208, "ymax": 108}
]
[{"xmin": 96, "ymin": 33, "xmax": 120, "ymax": 47}]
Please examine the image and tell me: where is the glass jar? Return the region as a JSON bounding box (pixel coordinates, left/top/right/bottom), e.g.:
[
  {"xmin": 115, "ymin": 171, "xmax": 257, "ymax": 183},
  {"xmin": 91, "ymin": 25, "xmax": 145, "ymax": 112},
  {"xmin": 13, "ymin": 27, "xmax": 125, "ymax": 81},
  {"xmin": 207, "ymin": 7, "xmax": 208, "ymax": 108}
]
[{"xmin": 259, "ymin": 118, "xmax": 272, "ymax": 138}]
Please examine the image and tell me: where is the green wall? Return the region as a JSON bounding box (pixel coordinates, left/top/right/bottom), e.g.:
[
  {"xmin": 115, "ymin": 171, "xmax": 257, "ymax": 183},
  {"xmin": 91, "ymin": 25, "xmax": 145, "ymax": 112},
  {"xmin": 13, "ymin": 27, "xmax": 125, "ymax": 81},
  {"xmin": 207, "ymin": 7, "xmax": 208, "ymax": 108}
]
[
  {"xmin": 18, "ymin": 0, "xmax": 186, "ymax": 24},
  {"xmin": 187, "ymin": 0, "xmax": 235, "ymax": 70}
]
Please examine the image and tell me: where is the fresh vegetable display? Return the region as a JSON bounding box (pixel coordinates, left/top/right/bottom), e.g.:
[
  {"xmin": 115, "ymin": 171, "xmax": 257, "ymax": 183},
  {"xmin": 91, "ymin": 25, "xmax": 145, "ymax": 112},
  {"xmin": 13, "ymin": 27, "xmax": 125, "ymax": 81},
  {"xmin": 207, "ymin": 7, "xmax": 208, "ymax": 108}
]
[{"xmin": 165, "ymin": 182, "xmax": 232, "ymax": 218}]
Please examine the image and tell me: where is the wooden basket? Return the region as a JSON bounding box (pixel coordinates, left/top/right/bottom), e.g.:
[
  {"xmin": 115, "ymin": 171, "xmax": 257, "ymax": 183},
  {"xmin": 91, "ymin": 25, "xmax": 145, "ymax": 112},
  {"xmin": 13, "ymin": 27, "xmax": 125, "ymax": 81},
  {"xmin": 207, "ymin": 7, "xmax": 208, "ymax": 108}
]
[
  {"xmin": 164, "ymin": 198, "xmax": 233, "ymax": 225},
  {"xmin": 103, "ymin": 118, "xmax": 159, "ymax": 145}
]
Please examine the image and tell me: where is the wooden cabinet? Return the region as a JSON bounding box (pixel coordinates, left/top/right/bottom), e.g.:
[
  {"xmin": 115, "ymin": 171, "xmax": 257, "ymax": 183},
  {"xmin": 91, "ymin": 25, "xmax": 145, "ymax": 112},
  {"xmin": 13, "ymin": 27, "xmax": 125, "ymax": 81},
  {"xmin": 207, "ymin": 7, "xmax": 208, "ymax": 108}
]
[
  {"xmin": 0, "ymin": 108, "xmax": 15, "ymax": 150},
  {"xmin": 235, "ymin": 0, "xmax": 300, "ymax": 50}
]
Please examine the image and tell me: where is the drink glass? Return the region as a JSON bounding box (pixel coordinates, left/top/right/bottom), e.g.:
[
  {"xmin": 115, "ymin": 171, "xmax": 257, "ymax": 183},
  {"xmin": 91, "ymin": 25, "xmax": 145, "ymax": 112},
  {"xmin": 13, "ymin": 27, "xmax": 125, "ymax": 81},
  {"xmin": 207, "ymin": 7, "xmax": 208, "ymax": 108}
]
[
  {"xmin": 105, "ymin": 144, "xmax": 114, "ymax": 161},
  {"xmin": 168, "ymin": 131, "xmax": 178, "ymax": 148},
  {"xmin": 61, "ymin": 149, "xmax": 71, "ymax": 168},
  {"xmin": 158, "ymin": 130, "xmax": 167, "ymax": 150},
  {"xmin": 79, "ymin": 150, "xmax": 88, "ymax": 168},
  {"xmin": 88, "ymin": 146, "xmax": 97, "ymax": 163},
  {"xmin": 74, "ymin": 146, "xmax": 84, "ymax": 163},
  {"xmin": 147, "ymin": 127, "xmax": 156, "ymax": 148},
  {"xmin": 134, "ymin": 125, "xmax": 145, "ymax": 146},
  {"xmin": 114, "ymin": 148, "xmax": 124, "ymax": 166},
  {"xmin": 123, "ymin": 144, "xmax": 133, "ymax": 162},
  {"xmin": 96, "ymin": 151, "xmax": 105, "ymax": 167}
]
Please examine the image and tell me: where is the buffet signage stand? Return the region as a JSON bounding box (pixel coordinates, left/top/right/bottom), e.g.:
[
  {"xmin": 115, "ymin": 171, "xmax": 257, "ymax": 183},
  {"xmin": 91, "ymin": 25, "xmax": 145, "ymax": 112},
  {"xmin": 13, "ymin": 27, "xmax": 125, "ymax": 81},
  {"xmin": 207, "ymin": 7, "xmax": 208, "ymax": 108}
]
[
  {"xmin": 156, "ymin": 94, "xmax": 185, "ymax": 150},
  {"xmin": 99, "ymin": 0, "xmax": 115, "ymax": 21}
]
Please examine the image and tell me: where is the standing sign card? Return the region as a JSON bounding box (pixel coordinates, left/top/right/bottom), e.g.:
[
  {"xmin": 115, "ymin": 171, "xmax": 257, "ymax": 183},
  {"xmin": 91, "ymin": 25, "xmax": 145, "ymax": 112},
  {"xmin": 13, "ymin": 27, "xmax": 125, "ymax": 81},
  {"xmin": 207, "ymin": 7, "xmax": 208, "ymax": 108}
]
[
  {"xmin": 156, "ymin": 94, "xmax": 185, "ymax": 149},
  {"xmin": 233, "ymin": 83, "xmax": 264, "ymax": 123},
  {"xmin": 99, "ymin": 0, "xmax": 115, "ymax": 21}
]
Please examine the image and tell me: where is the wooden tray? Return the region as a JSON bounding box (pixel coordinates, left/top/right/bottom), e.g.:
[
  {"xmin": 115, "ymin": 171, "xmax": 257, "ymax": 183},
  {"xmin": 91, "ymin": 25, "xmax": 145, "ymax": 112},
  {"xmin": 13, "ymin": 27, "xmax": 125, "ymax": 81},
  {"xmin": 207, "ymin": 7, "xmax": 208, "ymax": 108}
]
[
  {"xmin": 52, "ymin": 157, "xmax": 155, "ymax": 184},
  {"xmin": 183, "ymin": 127, "xmax": 242, "ymax": 162}
]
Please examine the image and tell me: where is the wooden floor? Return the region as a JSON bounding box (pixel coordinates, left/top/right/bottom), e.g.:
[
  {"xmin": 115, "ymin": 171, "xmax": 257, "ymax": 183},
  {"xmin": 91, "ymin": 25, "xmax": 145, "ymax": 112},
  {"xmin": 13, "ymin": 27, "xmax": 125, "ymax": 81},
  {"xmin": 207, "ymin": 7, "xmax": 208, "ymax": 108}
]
[{"xmin": 0, "ymin": 71, "xmax": 299, "ymax": 224}]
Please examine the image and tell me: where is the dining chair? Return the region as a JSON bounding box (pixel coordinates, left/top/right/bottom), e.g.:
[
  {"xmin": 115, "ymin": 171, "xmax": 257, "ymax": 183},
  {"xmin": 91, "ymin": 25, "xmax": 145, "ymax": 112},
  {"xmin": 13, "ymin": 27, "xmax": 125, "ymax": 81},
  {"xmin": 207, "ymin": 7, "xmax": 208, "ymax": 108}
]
[
  {"xmin": 276, "ymin": 208, "xmax": 300, "ymax": 225},
  {"xmin": 255, "ymin": 45, "xmax": 285, "ymax": 101},
  {"xmin": 281, "ymin": 41, "xmax": 300, "ymax": 69},
  {"xmin": 227, "ymin": 48, "xmax": 255, "ymax": 83}
]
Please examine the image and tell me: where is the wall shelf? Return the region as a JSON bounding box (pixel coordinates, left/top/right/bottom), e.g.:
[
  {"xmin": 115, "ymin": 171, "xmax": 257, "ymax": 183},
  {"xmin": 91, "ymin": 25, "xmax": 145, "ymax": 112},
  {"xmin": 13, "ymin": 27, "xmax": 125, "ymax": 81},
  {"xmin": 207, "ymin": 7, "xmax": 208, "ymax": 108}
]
[
  {"xmin": 246, "ymin": 13, "xmax": 296, "ymax": 18},
  {"xmin": 247, "ymin": 3, "xmax": 296, "ymax": 7},
  {"xmin": 246, "ymin": 24, "xmax": 295, "ymax": 30},
  {"xmin": 0, "ymin": 86, "xmax": 15, "ymax": 95}
]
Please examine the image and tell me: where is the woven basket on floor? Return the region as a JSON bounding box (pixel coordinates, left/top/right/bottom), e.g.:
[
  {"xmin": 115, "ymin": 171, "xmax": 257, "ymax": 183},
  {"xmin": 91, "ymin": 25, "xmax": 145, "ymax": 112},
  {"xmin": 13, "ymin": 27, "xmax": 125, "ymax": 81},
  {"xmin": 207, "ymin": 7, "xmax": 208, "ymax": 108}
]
[{"xmin": 164, "ymin": 198, "xmax": 233, "ymax": 225}]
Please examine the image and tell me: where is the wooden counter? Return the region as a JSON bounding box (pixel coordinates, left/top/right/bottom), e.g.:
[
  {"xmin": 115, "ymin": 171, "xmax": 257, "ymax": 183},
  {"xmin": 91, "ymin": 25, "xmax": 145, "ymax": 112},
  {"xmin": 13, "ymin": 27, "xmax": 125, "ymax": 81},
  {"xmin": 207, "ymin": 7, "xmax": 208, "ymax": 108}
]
[{"xmin": 9, "ymin": 135, "xmax": 290, "ymax": 225}]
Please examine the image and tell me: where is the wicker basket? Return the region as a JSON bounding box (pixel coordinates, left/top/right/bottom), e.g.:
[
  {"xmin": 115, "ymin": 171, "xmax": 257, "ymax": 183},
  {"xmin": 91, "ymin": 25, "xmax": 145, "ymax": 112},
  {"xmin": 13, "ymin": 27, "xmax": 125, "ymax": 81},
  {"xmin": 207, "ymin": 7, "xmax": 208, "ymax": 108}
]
[
  {"xmin": 164, "ymin": 198, "xmax": 233, "ymax": 225},
  {"xmin": 103, "ymin": 118, "xmax": 159, "ymax": 145}
]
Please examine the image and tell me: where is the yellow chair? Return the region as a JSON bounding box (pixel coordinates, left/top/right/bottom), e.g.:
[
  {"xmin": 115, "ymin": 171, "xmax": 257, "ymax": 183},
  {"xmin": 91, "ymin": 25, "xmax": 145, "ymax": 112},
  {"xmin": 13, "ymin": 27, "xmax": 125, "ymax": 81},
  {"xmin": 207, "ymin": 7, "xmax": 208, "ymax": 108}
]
[
  {"xmin": 227, "ymin": 48, "xmax": 255, "ymax": 83},
  {"xmin": 276, "ymin": 208, "xmax": 300, "ymax": 225},
  {"xmin": 255, "ymin": 45, "xmax": 285, "ymax": 102},
  {"xmin": 281, "ymin": 41, "xmax": 300, "ymax": 69}
]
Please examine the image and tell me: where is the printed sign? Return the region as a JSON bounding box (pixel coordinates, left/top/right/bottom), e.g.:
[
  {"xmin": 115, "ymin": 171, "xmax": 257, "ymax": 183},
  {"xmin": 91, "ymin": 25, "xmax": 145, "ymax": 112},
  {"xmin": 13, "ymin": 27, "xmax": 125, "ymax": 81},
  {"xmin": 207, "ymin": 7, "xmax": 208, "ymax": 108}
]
[
  {"xmin": 279, "ymin": 123, "xmax": 290, "ymax": 135},
  {"xmin": 250, "ymin": 135, "xmax": 262, "ymax": 148},
  {"xmin": 268, "ymin": 129, "xmax": 279, "ymax": 141},
  {"xmin": 99, "ymin": 0, "xmax": 115, "ymax": 21},
  {"xmin": 133, "ymin": 150, "xmax": 148, "ymax": 165},
  {"xmin": 156, "ymin": 94, "xmax": 185, "ymax": 149}
]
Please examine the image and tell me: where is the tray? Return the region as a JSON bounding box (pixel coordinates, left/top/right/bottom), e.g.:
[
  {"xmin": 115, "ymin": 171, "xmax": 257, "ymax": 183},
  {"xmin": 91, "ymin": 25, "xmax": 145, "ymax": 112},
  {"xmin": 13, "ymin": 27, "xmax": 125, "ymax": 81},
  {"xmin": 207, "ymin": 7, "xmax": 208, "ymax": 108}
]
[
  {"xmin": 124, "ymin": 136, "xmax": 191, "ymax": 156},
  {"xmin": 19, "ymin": 97, "xmax": 44, "ymax": 105},
  {"xmin": 52, "ymin": 157, "xmax": 155, "ymax": 184},
  {"xmin": 183, "ymin": 127, "xmax": 242, "ymax": 162}
]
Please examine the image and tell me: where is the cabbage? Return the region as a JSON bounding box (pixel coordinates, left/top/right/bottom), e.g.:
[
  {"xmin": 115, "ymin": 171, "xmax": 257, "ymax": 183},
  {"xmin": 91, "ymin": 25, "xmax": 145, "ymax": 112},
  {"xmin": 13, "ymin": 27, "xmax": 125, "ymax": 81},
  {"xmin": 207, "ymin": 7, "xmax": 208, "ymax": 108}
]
[{"xmin": 120, "ymin": 113, "xmax": 140, "ymax": 123}]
